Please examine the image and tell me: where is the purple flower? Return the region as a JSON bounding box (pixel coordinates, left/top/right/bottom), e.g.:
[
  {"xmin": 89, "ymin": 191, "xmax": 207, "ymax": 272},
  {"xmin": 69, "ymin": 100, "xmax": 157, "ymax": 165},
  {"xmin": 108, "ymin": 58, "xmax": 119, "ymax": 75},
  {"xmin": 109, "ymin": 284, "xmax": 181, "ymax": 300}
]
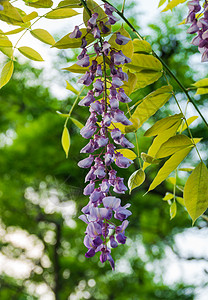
[
  {"xmin": 83, "ymin": 181, "xmax": 95, "ymax": 195},
  {"xmin": 70, "ymin": 26, "xmax": 82, "ymax": 39},
  {"xmin": 100, "ymin": 179, "xmax": 111, "ymax": 193},
  {"xmin": 81, "ymin": 37, "xmax": 87, "ymax": 48},
  {"xmin": 79, "ymin": 90, "xmax": 95, "ymax": 106},
  {"xmin": 102, "ymin": 41, "xmax": 111, "ymax": 56},
  {"xmin": 112, "ymin": 109, "xmax": 132, "ymax": 126},
  {"xmin": 111, "ymin": 128, "xmax": 122, "ymax": 142},
  {"xmin": 117, "ymin": 88, "xmax": 131, "ymax": 103},
  {"xmin": 106, "ymin": 15, "xmax": 119, "ymax": 25},
  {"xmin": 110, "ymin": 235, "xmax": 118, "ymax": 248},
  {"xmin": 90, "ymin": 189, "xmax": 104, "ymax": 203},
  {"xmin": 87, "ymin": 13, "xmax": 98, "ymax": 28},
  {"xmin": 90, "ymin": 100, "xmax": 103, "ymax": 114},
  {"xmin": 100, "ymin": 21, "xmax": 111, "ymax": 34},
  {"xmin": 93, "ymin": 79, "xmax": 104, "ymax": 97},
  {"xmin": 85, "ymin": 167, "xmax": 96, "ymax": 182},
  {"xmin": 78, "ymin": 155, "xmax": 94, "ymax": 168},
  {"xmin": 112, "ymin": 75, "xmax": 123, "ymax": 88},
  {"xmin": 113, "ymin": 177, "xmax": 127, "ymax": 194},
  {"xmin": 103, "ymin": 196, "xmax": 121, "ymax": 210},
  {"xmin": 80, "ymin": 124, "xmax": 97, "ymax": 139},
  {"xmin": 104, "ymin": 3, "xmax": 116, "ymax": 15},
  {"xmin": 95, "ymin": 135, "xmax": 109, "ymax": 147},
  {"xmin": 92, "ymin": 26, "xmax": 101, "ymax": 39},
  {"xmin": 96, "ymin": 64, "xmax": 103, "ymax": 77},
  {"xmin": 120, "ymin": 135, "xmax": 134, "ymax": 148},
  {"xmin": 77, "ymin": 48, "xmax": 87, "ymax": 60},
  {"xmin": 86, "ymin": 222, "xmax": 102, "ymax": 237},
  {"xmin": 94, "ymin": 42, "xmax": 101, "ymax": 55},
  {"xmin": 114, "ymin": 205, "xmax": 132, "ymax": 221},
  {"xmin": 85, "ymin": 248, "xmax": 96, "ymax": 258},
  {"xmin": 76, "ymin": 55, "xmax": 90, "ymax": 67},
  {"xmin": 115, "ymin": 32, "xmax": 131, "ymax": 45},
  {"xmin": 115, "ymin": 153, "xmax": 133, "ymax": 168},
  {"xmin": 78, "ymin": 72, "xmax": 92, "ymax": 86},
  {"xmin": 116, "ymin": 233, "xmax": 127, "ymax": 244},
  {"xmin": 94, "ymin": 164, "xmax": 106, "ymax": 179},
  {"xmin": 103, "ymin": 113, "xmax": 111, "ymax": 127},
  {"xmin": 110, "ymin": 97, "xmax": 119, "ymax": 109}
]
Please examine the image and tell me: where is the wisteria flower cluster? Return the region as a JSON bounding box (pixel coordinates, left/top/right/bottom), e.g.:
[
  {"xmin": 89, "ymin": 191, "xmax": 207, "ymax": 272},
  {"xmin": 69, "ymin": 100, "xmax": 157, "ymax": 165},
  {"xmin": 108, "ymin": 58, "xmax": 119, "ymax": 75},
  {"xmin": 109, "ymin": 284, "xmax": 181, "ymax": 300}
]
[
  {"xmin": 186, "ymin": 0, "xmax": 208, "ymax": 61},
  {"xmin": 70, "ymin": 3, "xmax": 134, "ymax": 269}
]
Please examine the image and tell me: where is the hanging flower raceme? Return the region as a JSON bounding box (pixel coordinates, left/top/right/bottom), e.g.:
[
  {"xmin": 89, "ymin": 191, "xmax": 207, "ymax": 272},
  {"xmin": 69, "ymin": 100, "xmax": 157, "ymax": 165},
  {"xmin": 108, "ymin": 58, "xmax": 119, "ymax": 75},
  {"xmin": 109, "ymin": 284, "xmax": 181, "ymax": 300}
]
[
  {"xmin": 71, "ymin": 4, "xmax": 134, "ymax": 270},
  {"xmin": 186, "ymin": 0, "xmax": 208, "ymax": 62}
]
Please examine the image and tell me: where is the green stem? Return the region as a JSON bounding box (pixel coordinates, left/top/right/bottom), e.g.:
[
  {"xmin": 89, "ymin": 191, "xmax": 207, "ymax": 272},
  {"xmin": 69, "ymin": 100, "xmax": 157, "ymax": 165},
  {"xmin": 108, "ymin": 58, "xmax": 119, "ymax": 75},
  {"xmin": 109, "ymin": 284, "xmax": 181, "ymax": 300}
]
[
  {"xmin": 101, "ymin": 0, "xmax": 208, "ymax": 128},
  {"xmin": 121, "ymin": 0, "xmax": 126, "ymax": 13},
  {"xmin": 64, "ymin": 86, "xmax": 85, "ymax": 127}
]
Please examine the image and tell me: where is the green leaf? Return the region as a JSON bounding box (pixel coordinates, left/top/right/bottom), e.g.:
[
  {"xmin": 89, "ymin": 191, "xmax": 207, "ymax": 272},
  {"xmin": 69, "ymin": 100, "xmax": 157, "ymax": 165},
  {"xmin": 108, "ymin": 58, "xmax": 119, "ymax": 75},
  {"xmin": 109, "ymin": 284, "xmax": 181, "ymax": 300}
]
[
  {"xmin": 131, "ymin": 85, "xmax": 173, "ymax": 129},
  {"xmin": 116, "ymin": 149, "xmax": 137, "ymax": 161},
  {"xmin": 70, "ymin": 117, "xmax": 84, "ymax": 129},
  {"xmin": 18, "ymin": 46, "xmax": 44, "ymax": 61},
  {"xmin": 83, "ymin": 0, "xmax": 111, "ymax": 35},
  {"xmin": 155, "ymin": 134, "xmax": 194, "ymax": 158},
  {"xmin": 192, "ymin": 78, "xmax": 208, "ymax": 95},
  {"xmin": 158, "ymin": 0, "xmax": 167, "ymax": 7},
  {"xmin": 58, "ymin": 0, "xmax": 83, "ymax": 8},
  {"xmin": 148, "ymin": 147, "xmax": 193, "ymax": 192},
  {"xmin": 167, "ymin": 177, "xmax": 176, "ymax": 185},
  {"xmin": 144, "ymin": 113, "xmax": 183, "ymax": 137},
  {"xmin": 178, "ymin": 116, "xmax": 198, "ymax": 132},
  {"xmin": 184, "ymin": 162, "xmax": 208, "ymax": 223},
  {"xmin": 53, "ymin": 28, "xmax": 94, "ymax": 49},
  {"xmin": 0, "ymin": 1, "xmax": 23, "ymax": 25},
  {"xmin": 134, "ymin": 70, "xmax": 162, "ymax": 90},
  {"xmin": 141, "ymin": 152, "xmax": 160, "ymax": 164},
  {"xmin": 176, "ymin": 196, "xmax": 185, "ymax": 206},
  {"xmin": 0, "ymin": 39, "xmax": 12, "ymax": 47},
  {"xmin": 45, "ymin": 8, "xmax": 79, "ymax": 19},
  {"xmin": 179, "ymin": 167, "xmax": 195, "ymax": 172},
  {"xmin": 22, "ymin": 11, "xmax": 38, "ymax": 23},
  {"xmin": 108, "ymin": 25, "xmax": 133, "ymax": 59},
  {"xmin": 26, "ymin": 0, "xmax": 53, "ymax": 8},
  {"xmin": 170, "ymin": 201, "xmax": 177, "ymax": 219},
  {"xmin": 128, "ymin": 169, "xmax": 145, "ymax": 194},
  {"xmin": 133, "ymin": 39, "xmax": 152, "ymax": 53},
  {"xmin": 0, "ymin": 31, "xmax": 13, "ymax": 58},
  {"xmin": 122, "ymin": 71, "xmax": 137, "ymax": 96},
  {"xmin": 61, "ymin": 126, "xmax": 70, "ymax": 158},
  {"xmin": 56, "ymin": 111, "xmax": 70, "ymax": 118},
  {"xmin": 0, "ymin": 60, "xmax": 14, "ymax": 89},
  {"xmin": 143, "ymin": 120, "xmax": 182, "ymax": 170},
  {"xmin": 2, "ymin": 28, "xmax": 25, "ymax": 35},
  {"xmin": 30, "ymin": 29, "xmax": 55, "ymax": 45},
  {"xmin": 162, "ymin": 0, "xmax": 187, "ymax": 12},
  {"xmin": 125, "ymin": 53, "xmax": 163, "ymax": 72},
  {"xmin": 66, "ymin": 81, "xmax": 79, "ymax": 94},
  {"xmin": 163, "ymin": 193, "xmax": 174, "ymax": 201}
]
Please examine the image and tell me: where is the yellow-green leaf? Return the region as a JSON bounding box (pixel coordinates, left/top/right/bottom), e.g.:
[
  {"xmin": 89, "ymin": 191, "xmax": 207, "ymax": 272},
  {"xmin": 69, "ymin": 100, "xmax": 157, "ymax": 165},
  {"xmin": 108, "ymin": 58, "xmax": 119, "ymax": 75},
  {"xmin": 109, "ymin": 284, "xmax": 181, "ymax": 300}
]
[
  {"xmin": 158, "ymin": 0, "xmax": 167, "ymax": 7},
  {"xmin": 143, "ymin": 120, "xmax": 182, "ymax": 170},
  {"xmin": 163, "ymin": 192, "xmax": 174, "ymax": 201},
  {"xmin": 22, "ymin": 11, "xmax": 38, "ymax": 23},
  {"xmin": 0, "ymin": 60, "xmax": 14, "ymax": 89},
  {"xmin": 184, "ymin": 162, "xmax": 208, "ymax": 223},
  {"xmin": 0, "ymin": 1, "xmax": 23, "ymax": 25},
  {"xmin": 141, "ymin": 152, "xmax": 160, "ymax": 164},
  {"xmin": 18, "ymin": 46, "xmax": 44, "ymax": 61},
  {"xmin": 108, "ymin": 25, "xmax": 133, "ymax": 59},
  {"xmin": 116, "ymin": 149, "xmax": 137, "ymax": 161},
  {"xmin": 64, "ymin": 55, "xmax": 103, "ymax": 73},
  {"xmin": 131, "ymin": 85, "xmax": 173, "ymax": 129},
  {"xmin": 56, "ymin": 111, "xmax": 70, "ymax": 118},
  {"xmin": 122, "ymin": 71, "xmax": 137, "ymax": 96},
  {"xmin": 176, "ymin": 196, "xmax": 185, "ymax": 206},
  {"xmin": 167, "ymin": 177, "xmax": 176, "ymax": 185},
  {"xmin": 45, "ymin": 8, "xmax": 79, "ymax": 19},
  {"xmin": 53, "ymin": 28, "xmax": 94, "ymax": 49},
  {"xmin": 30, "ymin": 29, "xmax": 55, "ymax": 45},
  {"xmin": 155, "ymin": 134, "xmax": 194, "ymax": 158},
  {"xmin": 192, "ymin": 78, "xmax": 208, "ymax": 95},
  {"xmin": 162, "ymin": 0, "xmax": 187, "ymax": 12},
  {"xmin": 128, "ymin": 169, "xmax": 145, "ymax": 194},
  {"xmin": 70, "ymin": 117, "xmax": 84, "ymax": 129},
  {"xmin": 26, "ymin": 0, "xmax": 53, "ymax": 8},
  {"xmin": 61, "ymin": 126, "xmax": 70, "ymax": 158},
  {"xmin": 0, "ymin": 39, "xmax": 12, "ymax": 47},
  {"xmin": 3, "ymin": 28, "xmax": 25, "ymax": 35},
  {"xmin": 148, "ymin": 147, "xmax": 193, "ymax": 192},
  {"xmin": 144, "ymin": 113, "xmax": 183, "ymax": 137},
  {"xmin": 179, "ymin": 167, "xmax": 195, "ymax": 172},
  {"xmin": 66, "ymin": 81, "xmax": 79, "ymax": 94},
  {"xmin": 178, "ymin": 116, "xmax": 198, "ymax": 132},
  {"xmin": 58, "ymin": 0, "xmax": 83, "ymax": 8},
  {"xmin": 133, "ymin": 39, "xmax": 152, "ymax": 53},
  {"xmin": 195, "ymin": 87, "xmax": 208, "ymax": 95},
  {"xmin": 170, "ymin": 201, "xmax": 177, "ymax": 219},
  {"xmin": 125, "ymin": 53, "xmax": 163, "ymax": 72},
  {"xmin": 134, "ymin": 70, "xmax": 162, "ymax": 90}
]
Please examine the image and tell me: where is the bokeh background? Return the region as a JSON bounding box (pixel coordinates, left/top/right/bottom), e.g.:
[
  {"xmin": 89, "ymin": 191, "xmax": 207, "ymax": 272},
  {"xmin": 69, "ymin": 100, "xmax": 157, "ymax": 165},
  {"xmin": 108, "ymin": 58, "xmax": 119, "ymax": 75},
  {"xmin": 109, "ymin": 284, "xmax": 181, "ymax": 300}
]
[{"xmin": 0, "ymin": 0, "xmax": 208, "ymax": 299}]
